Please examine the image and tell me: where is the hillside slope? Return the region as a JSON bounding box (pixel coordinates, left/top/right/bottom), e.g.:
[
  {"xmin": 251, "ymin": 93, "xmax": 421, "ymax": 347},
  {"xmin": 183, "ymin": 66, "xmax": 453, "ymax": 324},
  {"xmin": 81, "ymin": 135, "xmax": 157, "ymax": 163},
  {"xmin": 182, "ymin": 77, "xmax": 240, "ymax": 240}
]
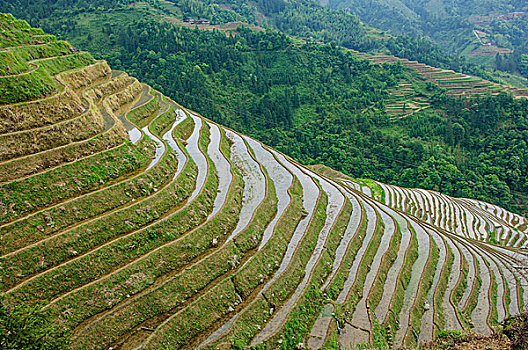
[
  {"xmin": 1, "ymin": 13, "xmax": 528, "ymax": 350},
  {"xmin": 322, "ymin": 0, "xmax": 528, "ymax": 74}
]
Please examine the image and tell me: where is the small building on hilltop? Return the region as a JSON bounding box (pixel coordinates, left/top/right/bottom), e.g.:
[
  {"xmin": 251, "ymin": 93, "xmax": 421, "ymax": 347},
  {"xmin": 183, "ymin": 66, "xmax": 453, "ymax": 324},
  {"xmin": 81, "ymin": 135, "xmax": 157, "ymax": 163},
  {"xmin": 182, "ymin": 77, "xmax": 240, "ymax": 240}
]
[{"xmin": 194, "ymin": 18, "xmax": 210, "ymax": 25}]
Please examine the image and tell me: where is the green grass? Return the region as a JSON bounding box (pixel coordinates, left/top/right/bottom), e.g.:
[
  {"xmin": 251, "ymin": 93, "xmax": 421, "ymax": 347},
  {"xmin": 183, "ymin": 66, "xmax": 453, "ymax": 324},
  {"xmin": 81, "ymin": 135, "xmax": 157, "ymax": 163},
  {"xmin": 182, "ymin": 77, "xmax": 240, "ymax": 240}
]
[
  {"xmin": 0, "ymin": 50, "xmax": 30, "ymax": 75},
  {"xmin": 433, "ymin": 239, "xmax": 454, "ymax": 331},
  {"xmin": 127, "ymin": 89, "xmax": 161, "ymax": 128},
  {"xmin": 324, "ymin": 199, "xmax": 367, "ymax": 301},
  {"xmin": 264, "ymin": 190, "xmax": 328, "ymax": 308},
  {"xmin": 230, "ymin": 177, "xmax": 304, "ymax": 299},
  {"xmin": 0, "ymin": 140, "xmax": 148, "ymax": 225},
  {"xmin": 405, "ymin": 236, "xmax": 438, "ymax": 348},
  {"xmin": 206, "ymin": 177, "xmax": 304, "ymax": 347},
  {"xmin": 0, "ymin": 24, "xmax": 53, "ymax": 48},
  {"xmin": 0, "ymin": 107, "xmax": 104, "ymax": 162},
  {"xmin": 150, "ymin": 101, "xmax": 177, "ymax": 137},
  {"xmin": 2, "ymin": 124, "xmax": 212, "ymax": 305},
  {"xmin": 385, "ymin": 224, "xmax": 419, "ymax": 333},
  {"xmin": 53, "ymin": 136, "xmax": 245, "ymax": 348},
  {"xmin": 261, "ymin": 197, "xmax": 354, "ymax": 350},
  {"xmin": 0, "ymin": 121, "xmax": 127, "ymax": 184},
  {"xmin": 368, "ymin": 219, "xmax": 401, "ymax": 312},
  {"xmin": 86, "ymin": 73, "xmax": 131, "ymax": 103},
  {"xmin": 0, "ymin": 137, "xmax": 158, "ymax": 255},
  {"xmin": 0, "ymin": 84, "xmax": 84, "ymax": 133},
  {"xmin": 436, "ymin": 77, "xmax": 483, "ymax": 84},
  {"xmin": 37, "ymin": 52, "xmax": 95, "ymax": 75},
  {"xmin": 0, "ymin": 64, "xmax": 57, "ymax": 104},
  {"xmin": 345, "ymin": 210, "xmax": 385, "ymax": 317},
  {"xmin": 145, "ymin": 278, "xmax": 239, "ymax": 349},
  {"xmin": 69, "ymin": 138, "xmax": 278, "ymax": 349},
  {"xmin": 0, "ymin": 13, "xmax": 31, "ymax": 31}
]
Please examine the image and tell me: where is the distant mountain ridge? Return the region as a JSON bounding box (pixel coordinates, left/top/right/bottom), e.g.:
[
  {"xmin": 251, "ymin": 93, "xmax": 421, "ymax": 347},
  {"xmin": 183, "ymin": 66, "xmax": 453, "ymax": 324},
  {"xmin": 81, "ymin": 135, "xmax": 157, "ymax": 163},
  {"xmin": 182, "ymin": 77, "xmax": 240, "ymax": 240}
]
[{"xmin": 321, "ymin": 0, "xmax": 528, "ymax": 74}]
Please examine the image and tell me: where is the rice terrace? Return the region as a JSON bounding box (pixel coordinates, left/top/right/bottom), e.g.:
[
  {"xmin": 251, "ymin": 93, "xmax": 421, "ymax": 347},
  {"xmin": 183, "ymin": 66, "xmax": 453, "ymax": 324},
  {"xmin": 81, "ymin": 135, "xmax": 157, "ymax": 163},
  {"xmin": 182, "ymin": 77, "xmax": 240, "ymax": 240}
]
[{"xmin": 1, "ymin": 11, "xmax": 528, "ymax": 350}]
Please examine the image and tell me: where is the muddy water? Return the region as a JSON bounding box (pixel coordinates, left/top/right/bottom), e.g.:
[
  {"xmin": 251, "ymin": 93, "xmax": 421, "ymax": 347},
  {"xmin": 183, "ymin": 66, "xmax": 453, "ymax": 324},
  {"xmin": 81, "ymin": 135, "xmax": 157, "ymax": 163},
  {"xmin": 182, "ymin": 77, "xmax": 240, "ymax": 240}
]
[
  {"xmin": 196, "ymin": 139, "xmax": 293, "ymax": 349},
  {"xmin": 141, "ymin": 125, "xmax": 165, "ymax": 171},
  {"xmin": 374, "ymin": 206, "xmax": 411, "ymax": 323},
  {"xmin": 224, "ymin": 131, "xmax": 265, "ymax": 242},
  {"xmin": 243, "ymin": 138, "xmax": 292, "ymax": 250},
  {"xmin": 442, "ymin": 238, "xmax": 464, "ymax": 331},
  {"xmin": 457, "ymin": 244, "xmax": 477, "ymax": 309},
  {"xmin": 336, "ymin": 199, "xmax": 378, "ymax": 307},
  {"xmin": 482, "ymin": 252, "xmax": 507, "ymax": 323},
  {"xmin": 470, "ymin": 250, "xmax": 492, "ymax": 335},
  {"xmin": 162, "ymin": 109, "xmax": 187, "ymax": 180},
  {"xmin": 252, "ymin": 174, "xmax": 344, "ymax": 345},
  {"xmin": 321, "ymin": 192, "xmax": 361, "ymax": 290},
  {"xmin": 128, "ymin": 128, "xmax": 141, "ymax": 144},
  {"xmin": 419, "ymin": 228, "xmax": 447, "ymax": 342},
  {"xmin": 393, "ymin": 220, "xmax": 430, "ymax": 348},
  {"xmin": 206, "ymin": 123, "xmax": 232, "ymax": 219},
  {"xmin": 307, "ymin": 304, "xmax": 335, "ymax": 349},
  {"xmin": 349, "ymin": 203, "xmax": 395, "ymax": 331},
  {"xmin": 342, "ymin": 179, "xmax": 361, "ymax": 192},
  {"xmin": 186, "ymin": 114, "xmax": 207, "ymax": 202}
]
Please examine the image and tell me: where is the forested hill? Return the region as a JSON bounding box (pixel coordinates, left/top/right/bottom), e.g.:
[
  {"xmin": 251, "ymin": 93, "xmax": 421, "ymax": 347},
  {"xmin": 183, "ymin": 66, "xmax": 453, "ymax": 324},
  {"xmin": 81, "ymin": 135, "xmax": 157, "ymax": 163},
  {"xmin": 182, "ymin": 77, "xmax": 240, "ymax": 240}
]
[
  {"xmin": 2, "ymin": 0, "xmax": 528, "ymax": 216},
  {"xmin": 320, "ymin": 0, "xmax": 528, "ymax": 78},
  {"xmin": 0, "ymin": 0, "xmax": 497, "ymax": 78}
]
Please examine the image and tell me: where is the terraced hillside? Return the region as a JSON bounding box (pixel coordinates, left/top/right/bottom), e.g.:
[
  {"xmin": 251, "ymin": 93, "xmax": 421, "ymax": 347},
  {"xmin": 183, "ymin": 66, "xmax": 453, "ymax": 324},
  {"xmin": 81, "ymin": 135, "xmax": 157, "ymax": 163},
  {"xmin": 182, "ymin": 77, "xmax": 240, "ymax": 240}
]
[
  {"xmin": 2, "ymin": 13, "xmax": 528, "ymax": 350},
  {"xmin": 352, "ymin": 50, "xmax": 528, "ymax": 119}
]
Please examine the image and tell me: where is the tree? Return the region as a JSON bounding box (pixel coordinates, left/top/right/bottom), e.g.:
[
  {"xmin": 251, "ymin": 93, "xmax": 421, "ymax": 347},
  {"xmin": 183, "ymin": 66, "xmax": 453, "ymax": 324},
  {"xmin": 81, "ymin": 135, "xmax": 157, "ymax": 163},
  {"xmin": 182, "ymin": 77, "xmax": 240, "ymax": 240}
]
[{"xmin": 0, "ymin": 300, "xmax": 69, "ymax": 350}]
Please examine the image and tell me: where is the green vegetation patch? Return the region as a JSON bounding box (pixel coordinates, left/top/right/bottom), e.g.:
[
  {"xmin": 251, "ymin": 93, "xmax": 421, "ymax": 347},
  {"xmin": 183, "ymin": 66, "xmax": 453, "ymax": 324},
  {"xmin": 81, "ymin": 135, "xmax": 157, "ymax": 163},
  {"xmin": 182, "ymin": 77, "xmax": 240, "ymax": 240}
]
[
  {"xmin": 1, "ymin": 125, "xmax": 212, "ymax": 303},
  {"xmin": 0, "ymin": 64, "xmax": 56, "ymax": 104},
  {"xmin": 406, "ymin": 235, "xmax": 438, "ymax": 347},
  {"xmin": 68, "ymin": 139, "xmax": 276, "ymax": 349},
  {"xmin": 433, "ymin": 239, "xmax": 454, "ymax": 331},
  {"xmin": 369, "ymin": 218, "xmax": 401, "ymax": 312},
  {"xmin": 127, "ymin": 89, "xmax": 161, "ymax": 128},
  {"xmin": 0, "ymin": 140, "xmax": 148, "ymax": 226}
]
